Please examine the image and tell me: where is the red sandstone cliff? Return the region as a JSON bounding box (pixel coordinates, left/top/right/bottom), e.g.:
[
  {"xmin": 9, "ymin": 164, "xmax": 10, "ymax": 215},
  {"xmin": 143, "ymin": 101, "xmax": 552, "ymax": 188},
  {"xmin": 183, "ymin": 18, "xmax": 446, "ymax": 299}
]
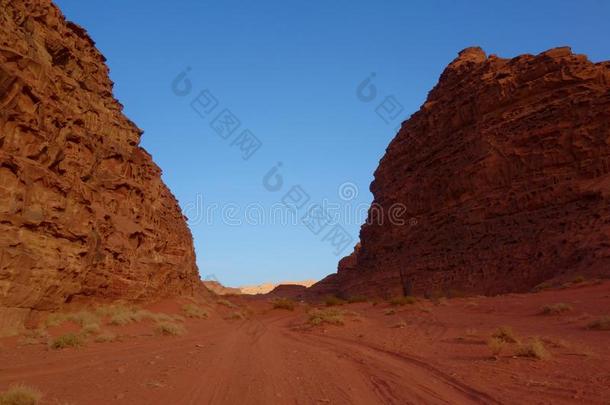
[
  {"xmin": 312, "ymin": 47, "xmax": 610, "ymax": 298},
  {"xmin": 0, "ymin": 0, "xmax": 200, "ymax": 318}
]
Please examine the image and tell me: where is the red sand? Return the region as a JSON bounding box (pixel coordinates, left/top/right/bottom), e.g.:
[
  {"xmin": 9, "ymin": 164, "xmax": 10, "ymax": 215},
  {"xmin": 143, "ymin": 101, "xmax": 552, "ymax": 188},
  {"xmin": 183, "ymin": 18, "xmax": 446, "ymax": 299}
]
[{"xmin": 1, "ymin": 281, "xmax": 609, "ymax": 404}]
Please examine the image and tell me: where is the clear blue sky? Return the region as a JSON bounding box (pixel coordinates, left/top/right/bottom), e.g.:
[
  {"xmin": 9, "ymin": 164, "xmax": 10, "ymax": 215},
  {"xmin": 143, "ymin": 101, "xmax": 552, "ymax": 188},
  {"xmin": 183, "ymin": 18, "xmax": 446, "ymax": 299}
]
[{"xmin": 55, "ymin": 0, "xmax": 609, "ymax": 287}]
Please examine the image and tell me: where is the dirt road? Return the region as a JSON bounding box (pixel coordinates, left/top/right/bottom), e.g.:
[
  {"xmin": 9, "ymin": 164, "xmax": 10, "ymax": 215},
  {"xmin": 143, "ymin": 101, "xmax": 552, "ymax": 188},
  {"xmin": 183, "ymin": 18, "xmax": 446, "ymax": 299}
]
[{"xmin": 1, "ymin": 282, "xmax": 609, "ymax": 404}]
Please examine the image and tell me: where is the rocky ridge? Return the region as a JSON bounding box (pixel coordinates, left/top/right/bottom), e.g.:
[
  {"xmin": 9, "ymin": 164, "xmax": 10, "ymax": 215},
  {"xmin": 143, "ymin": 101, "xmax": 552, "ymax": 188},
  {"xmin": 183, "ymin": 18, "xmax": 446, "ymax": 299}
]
[
  {"xmin": 0, "ymin": 0, "xmax": 200, "ymax": 329},
  {"xmin": 312, "ymin": 47, "xmax": 610, "ymax": 298}
]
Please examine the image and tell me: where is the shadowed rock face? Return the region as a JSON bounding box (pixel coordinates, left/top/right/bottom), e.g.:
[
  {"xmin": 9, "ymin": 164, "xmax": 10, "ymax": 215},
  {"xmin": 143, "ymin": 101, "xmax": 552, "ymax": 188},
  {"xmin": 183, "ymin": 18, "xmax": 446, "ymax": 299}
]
[
  {"xmin": 312, "ymin": 47, "xmax": 610, "ymax": 299},
  {"xmin": 0, "ymin": 0, "xmax": 200, "ymax": 312}
]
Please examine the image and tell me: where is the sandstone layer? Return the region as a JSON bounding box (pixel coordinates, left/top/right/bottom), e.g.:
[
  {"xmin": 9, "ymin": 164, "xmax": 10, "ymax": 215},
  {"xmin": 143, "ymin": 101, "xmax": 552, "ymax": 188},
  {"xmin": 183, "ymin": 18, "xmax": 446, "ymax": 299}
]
[
  {"xmin": 313, "ymin": 47, "xmax": 610, "ymax": 298},
  {"xmin": 0, "ymin": 0, "xmax": 200, "ymax": 316}
]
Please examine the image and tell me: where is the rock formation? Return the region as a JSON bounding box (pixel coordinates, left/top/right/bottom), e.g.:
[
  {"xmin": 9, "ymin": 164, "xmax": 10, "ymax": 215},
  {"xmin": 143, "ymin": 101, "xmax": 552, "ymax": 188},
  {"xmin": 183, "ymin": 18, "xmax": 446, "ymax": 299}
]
[
  {"xmin": 201, "ymin": 281, "xmax": 241, "ymax": 296},
  {"xmin": 312, "ymin": 47, "xmax": 610, "ymax": 298},
  {"xmin": 241, "ymin": 280, "xmax": 316, "ymax": 295},
  {"xmin": 0, "ymin": 0, "xmax": 200, "ymax": 323}
]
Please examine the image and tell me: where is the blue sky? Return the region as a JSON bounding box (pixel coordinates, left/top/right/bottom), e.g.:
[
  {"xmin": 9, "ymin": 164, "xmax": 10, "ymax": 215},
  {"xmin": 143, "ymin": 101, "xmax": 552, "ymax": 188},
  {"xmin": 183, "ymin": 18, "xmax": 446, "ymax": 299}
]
[{"xmin": 55, "ymin": 0, "xmax": 610, "ymax": 287}]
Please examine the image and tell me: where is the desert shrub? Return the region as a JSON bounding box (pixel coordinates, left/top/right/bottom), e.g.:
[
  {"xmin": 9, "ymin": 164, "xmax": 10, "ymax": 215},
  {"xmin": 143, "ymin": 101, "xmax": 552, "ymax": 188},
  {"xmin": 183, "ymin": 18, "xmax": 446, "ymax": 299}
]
[
  {"xmin": 271, "ymin": 298, "xmax": 295, "ymax": 311},
  {"xmin": 308, "ymin": 308, "xmax": 344, "ymax": 326},
  {"xmin": 540, "ymin": 303, "xmax": 573, "ymax": 315},
  {"xmin": 0, "ymin": 384, "xmax": 41, "ymax": 405},
  {"xmin": 50, "ymin": 333, "xmax": 84, "ymax": 349},
  {"xmin": 346, "ymin": 295, "xmax": 368, "ymax": 304},
  {"xmin": 491, "ymin": 326, "xmax": 518, "ymax": 343},
  {"xmin": 68, "ymin": 311, "xmax": 100, "ymax": 327},
  {"xmin": 487, "ymin": 337, "xmax": 506, "ymax": 357},
  {"xmin": 94, "ymin": 304, "xmax": 133, "ymax": 318},
  {"xmin": 226, "ymin": 311, "xmax": 247, "ymax": 320},
  {"xmin": 516, "ymin": 338, "xmax": 550, "ymax": 360},
  {"xmin": 217, "ymin": 299, "xmax": 237, "ymax": 309},
  {"xmin": 389, "ymin": 296, "xmax": 417, "ymax": 306},
  {"xmin": 154, "ymin": 321, "xmax": 185, "ymax": 336},
  {"xmin": 384, "ymin": 309, "xmax": 396, "ymax": 316},
  {"xmin": 106, "ymin": 308, "xmax": 177, "ymax": 325},
  {"xmin": 587, "ymin": 316, "xmax": 610, "ymax": 331},
  {"xmin": 94, "ymin": 331, "xmax": 118, "ymax": 343},
  {"xmin": 44, "ymin": 313, "xmax": 67, "ymax": 327},
  {"xmin": 81, "ymin": 323, "xmax": 101, "ymax": 335},
  {"xmin": 182, "ymin": 304, "xmax": 208, "ymax": 319},
  {"xmin": 324, "ymin": 296, "xmax": 346, "ymax": 307},
  {"xmin": 108, "ymin": 311, "xmax": 138, "ymax": 326}
]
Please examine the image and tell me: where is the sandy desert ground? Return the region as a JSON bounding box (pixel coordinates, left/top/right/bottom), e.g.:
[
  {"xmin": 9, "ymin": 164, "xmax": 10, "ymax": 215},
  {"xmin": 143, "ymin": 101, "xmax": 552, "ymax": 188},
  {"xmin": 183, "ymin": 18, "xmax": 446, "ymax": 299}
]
[{"xmin": 1, "ymin": 280, "xmax": 609, "ymax": 404}]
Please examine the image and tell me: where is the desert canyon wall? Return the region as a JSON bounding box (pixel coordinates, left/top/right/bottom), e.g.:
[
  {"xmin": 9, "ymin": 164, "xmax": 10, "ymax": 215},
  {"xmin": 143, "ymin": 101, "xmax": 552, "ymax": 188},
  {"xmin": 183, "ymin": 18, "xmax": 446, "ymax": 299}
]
[
  {"xmin": 0, "ymin": 0, "xmax": 200, "ymax": 320},
  {"xmin": 313, "ymin": 47, "xmax": 610, "ymax": 298}
]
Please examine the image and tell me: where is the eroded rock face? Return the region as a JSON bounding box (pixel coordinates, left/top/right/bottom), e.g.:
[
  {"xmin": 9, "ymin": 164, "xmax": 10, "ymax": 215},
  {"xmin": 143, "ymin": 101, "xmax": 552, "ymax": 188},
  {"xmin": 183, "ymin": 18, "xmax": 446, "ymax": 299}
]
[
  {"xmin": 0, "ymin": 0, "xmax": 200, "ymax": 312},
  {"xmin": 313, "ymin": 47, "xmax": 610, "ymax": 298}
]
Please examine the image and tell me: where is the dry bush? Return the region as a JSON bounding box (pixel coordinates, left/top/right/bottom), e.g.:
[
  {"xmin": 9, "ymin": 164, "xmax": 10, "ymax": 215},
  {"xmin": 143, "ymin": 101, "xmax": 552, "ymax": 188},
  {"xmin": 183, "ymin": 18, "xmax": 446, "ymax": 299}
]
[
  {"xmin": 217, "ymin": 299, "xmax": 238, "ymax": 309},
  {"xmin": 532, "ymin": 281, "xmax": 554, "ymax": 292},
  {"xmin": 81, "ymin": 323, "xmax": 101, "ymax": 335},
  {"xmin": 384, "ymin": 309, "xmax": 396, "ymax": 316},
  {"xmin": 19, "ymin": 329, "xmax": 49, "ymax": 346},
  {"xmin": 182, "ymin": 304, "xmax": 208, "ymax": 319},
  {"xmin": 50, "ymin": 333, "xmax": 84, "ymax": 349},
  {"xmin": 540, "ymin": 303, "xmax": 573, "ymax": 315},
  {"xmin": 587, "ymin": 316, "xmax": 610, "ymax": 330},
  {"xmin": 106, "ymin": 307, "xmax": 177, "ymax": 325},
  {"xmin": 308, "ymin": 308, "xmax": 344, "ymax": 326},
  {"xmin": 389, "ymin": 296, "xmax": 417, "ymax": 306},
  {"xmin": 516, "ymin": 338, "xmax": 550, "ymax": 360},
  {"xmin": 108, "ymin": 308, "xmax": 141, "ymax": 325},
  {"xmin": 154, "ymin": 321, "xmax": 185, "ymax": 336},
  {"xmin": 69, "ymin": 311, "xmax": 100, "ymax": 327},
  {"xmin": 225, "ymin": 311, "xmax": 248, "ymax": 321},
  {"xmin": 94, "ymin": 331, "xmax": 118, "ymax": 343},
  {"xmin": 346, "ymin": 295, "xmax": 368, "ymax": 304},
  {"xmin": 491, "ymin": 326, "xmax": 519, "ymax": 343},
  {"xmin": 487, "ymin": 337, "xmax": 506, "ymax": 357},
  {"xmin": 44, "ymin": 313, "xmax": 67, "ymax": 327},
  {"xmin": 0, "ymin": 384, "xmax": 41, "ymax": 405},
  {"xmin": 271, "ymin": 298, "xmax": 296, "ymax": 311},
  {"xmin": 324, "ymin": 296, "xmax": 346, "ymax": 307}
]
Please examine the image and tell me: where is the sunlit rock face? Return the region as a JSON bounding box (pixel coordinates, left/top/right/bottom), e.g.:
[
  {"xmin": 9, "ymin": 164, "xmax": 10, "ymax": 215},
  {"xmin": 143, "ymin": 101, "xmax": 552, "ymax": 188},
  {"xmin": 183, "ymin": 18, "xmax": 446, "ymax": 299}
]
[
  {"xmin": 0, "ymin": 0, "xmax": 200, "ymax": 312},
  {"xmin": 312, "ymin": 47, "xmax": 610, "ymax": 298}
]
